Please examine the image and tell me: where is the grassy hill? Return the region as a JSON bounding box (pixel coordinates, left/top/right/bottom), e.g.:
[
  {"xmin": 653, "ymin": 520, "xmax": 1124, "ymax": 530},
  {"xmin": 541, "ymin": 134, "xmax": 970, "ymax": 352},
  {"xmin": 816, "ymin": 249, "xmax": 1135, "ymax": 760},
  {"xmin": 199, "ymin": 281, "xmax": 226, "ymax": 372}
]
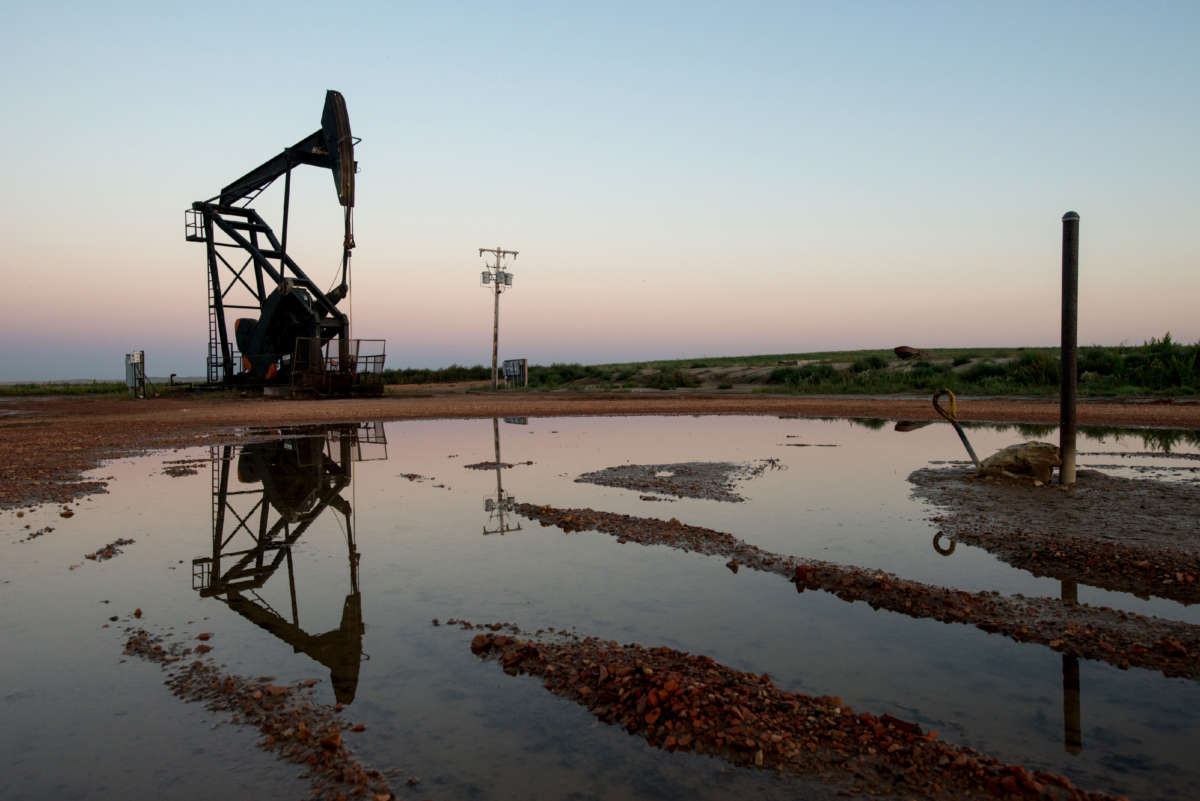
[
  {"xmin": 384, "ymin": 335, "xmax": 1199, "ymax": 397},
  {"xmin": 10, "ymin": 336, "xmax": 1193, "ymax": 398}
]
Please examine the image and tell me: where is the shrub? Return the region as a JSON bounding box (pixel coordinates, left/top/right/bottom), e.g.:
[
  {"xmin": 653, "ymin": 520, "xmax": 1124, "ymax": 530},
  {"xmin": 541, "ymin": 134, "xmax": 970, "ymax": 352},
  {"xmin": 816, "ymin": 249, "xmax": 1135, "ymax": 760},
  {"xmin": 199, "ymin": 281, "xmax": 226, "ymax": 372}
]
[
  {"xmin": 964, "ymin": 360, "xmax": 1007, "ymax": 382},
  {"xmin": 766, "ymin": 367, "xmax": 800, "ymax": 385},
  {"xmin": 528, "ymin": 363, "xmax": 609, "ymax": 388},
  {"xmin": 381, "ymin": 364, "xmax": 490, "ymax": 384},
  {"xmin": 798, "ymin": 364, "xmax": 838, "ymax": 383},
  {"xmin": 644, "ymin": 367, "xmax": 700, "ymax": 390},
  {"xmin": 1009, "ymin": 351, "xmax": 1059, "ymax": 386},
  {"xmin": 911, "ymin": 361, "xmax": 950, "ymax": 376},
  {"xmin": 1079, "ymin": 347, "xmax": 1120, "ymax": 376},
  {"xmin": 850, "ymin": 355, "xmax": 886, "ymax": 373}
]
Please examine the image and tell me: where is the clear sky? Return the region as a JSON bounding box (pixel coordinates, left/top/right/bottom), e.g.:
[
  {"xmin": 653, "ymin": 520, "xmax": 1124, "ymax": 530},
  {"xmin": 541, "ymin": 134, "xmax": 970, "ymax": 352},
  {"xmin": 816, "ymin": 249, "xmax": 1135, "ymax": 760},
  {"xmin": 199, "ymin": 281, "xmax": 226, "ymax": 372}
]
[{"xmin": 2, "ymin": 1, "xmax": 1197, "ymax": 380}]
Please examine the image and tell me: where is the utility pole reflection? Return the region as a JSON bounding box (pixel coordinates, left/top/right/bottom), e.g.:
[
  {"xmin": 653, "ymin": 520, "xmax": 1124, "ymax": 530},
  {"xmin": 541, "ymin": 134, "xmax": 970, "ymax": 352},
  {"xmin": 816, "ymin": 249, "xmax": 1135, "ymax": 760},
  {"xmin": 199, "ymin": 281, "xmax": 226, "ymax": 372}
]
[{"xmin": 483, "ymin": 417, "xmax": 521, "ymax": 535}]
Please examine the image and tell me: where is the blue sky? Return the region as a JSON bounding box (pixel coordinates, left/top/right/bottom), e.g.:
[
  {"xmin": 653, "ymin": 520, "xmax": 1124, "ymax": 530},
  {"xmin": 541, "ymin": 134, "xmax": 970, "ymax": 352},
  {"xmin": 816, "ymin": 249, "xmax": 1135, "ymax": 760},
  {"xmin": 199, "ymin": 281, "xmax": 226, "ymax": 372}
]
[{"xmin": 2, "ymin": 2, "xmax": 1197, "ymax": 379}]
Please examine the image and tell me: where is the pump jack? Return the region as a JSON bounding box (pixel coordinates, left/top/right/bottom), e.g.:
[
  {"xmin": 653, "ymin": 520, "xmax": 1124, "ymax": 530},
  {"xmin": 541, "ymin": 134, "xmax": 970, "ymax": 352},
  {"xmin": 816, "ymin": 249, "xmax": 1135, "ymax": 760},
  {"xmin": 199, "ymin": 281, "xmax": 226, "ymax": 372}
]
[{"xmin": 185, "ymin": 90, "xmax": 384, "ymax": 396}]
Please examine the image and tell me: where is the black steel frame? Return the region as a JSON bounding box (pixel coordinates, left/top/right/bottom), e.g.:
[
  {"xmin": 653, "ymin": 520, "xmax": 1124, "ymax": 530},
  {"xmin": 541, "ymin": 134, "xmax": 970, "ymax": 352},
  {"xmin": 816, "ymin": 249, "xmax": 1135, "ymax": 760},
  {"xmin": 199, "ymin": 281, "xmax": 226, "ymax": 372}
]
[
  {"xmin": 184, "ymin": 91, "xmax": 362, "ymax": 388},
  {"xmin": 187, "ymin": 201, "xmax": 350, "ymax": 384}
]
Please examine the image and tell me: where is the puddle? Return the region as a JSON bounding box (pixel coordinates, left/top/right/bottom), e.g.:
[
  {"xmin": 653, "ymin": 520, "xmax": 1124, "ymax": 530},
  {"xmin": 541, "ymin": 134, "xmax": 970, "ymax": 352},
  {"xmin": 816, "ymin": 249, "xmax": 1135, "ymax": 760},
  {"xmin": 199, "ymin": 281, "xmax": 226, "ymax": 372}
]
[{"xmin": 1, "ymin": 415, "xmax": 1199, "ymax": 800}]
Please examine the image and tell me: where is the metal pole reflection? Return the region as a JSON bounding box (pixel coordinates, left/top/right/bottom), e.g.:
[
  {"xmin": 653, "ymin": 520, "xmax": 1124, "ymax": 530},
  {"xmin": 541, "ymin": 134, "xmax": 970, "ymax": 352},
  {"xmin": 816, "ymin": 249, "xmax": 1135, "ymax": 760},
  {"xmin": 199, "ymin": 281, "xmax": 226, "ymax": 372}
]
[{"xmin": 1061, "ymin": 579, "xmax": 1082, "ymax": 754}]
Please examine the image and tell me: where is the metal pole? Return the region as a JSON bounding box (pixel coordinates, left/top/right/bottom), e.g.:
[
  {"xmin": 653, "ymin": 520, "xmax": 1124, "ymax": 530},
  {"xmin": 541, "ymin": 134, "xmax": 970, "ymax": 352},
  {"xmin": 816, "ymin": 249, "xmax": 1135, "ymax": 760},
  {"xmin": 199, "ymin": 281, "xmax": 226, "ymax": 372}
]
[
  {"xmin": 1060, "ymin": 211, "xmax": 1079, "ymax": 485},
  {"xmin": 492, "ymin": 267, "xmax": 500, "ymax": 389},
  {"xmin": 340, "ymin": 206, "xmax": 353, "ymax": 367},
  {"xmin": 280, "ymin": 162, "xmax": 292, "ymax": 279}
]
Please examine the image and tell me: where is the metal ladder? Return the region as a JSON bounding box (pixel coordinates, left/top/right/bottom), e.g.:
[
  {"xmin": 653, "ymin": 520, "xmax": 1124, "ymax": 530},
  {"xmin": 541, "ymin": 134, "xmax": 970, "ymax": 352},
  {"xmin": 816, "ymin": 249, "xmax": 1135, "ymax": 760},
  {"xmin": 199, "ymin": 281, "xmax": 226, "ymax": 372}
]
[{"xmin": 206, "ymin": 266, "xmax": 220, "ymax": 384}]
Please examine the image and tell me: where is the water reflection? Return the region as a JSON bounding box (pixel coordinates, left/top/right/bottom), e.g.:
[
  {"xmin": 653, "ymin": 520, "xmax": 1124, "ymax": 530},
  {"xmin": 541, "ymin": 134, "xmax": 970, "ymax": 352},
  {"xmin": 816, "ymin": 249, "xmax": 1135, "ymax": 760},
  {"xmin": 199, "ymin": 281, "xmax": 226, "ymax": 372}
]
[
  {"xmin": 931, "ymin": 531, "xmax": 956, "ymax": 556},
  {"xmin": 1061, "ymin": 579, "xmax": 1082, "ymax": 755},
  {"xmin": 8, "ymin": 414, "xmax": 1197, "ymax": 801},
  {"xmin": 929, "ymin": 544, "xmax": 1083, "ymax": 753},
  {"xmin": 191, "ymin": 423, "xmax": 387, "ymax": 703},
  {"xmin": 969, "ymin": 421, "xmax": 1200, "ymax": 453},
  {"xmin": 863, "ymin": 414, "xmax": 1200, "ymax": 454},
  {"xmin": 482, "ymin": 417, "xmax": 522, "ymax": 535}
]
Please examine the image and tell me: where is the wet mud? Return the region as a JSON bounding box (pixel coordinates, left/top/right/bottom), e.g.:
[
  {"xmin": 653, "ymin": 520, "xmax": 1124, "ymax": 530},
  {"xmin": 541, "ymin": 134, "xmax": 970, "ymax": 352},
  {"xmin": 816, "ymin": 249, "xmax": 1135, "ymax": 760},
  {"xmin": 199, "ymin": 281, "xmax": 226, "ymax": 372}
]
[
  {"xmin": 121, "ymin": 625, "xmax": 400, "ymax": 801},
  {"xmin": 575, "ymin": 460, "xmax": 776, "ymax": 502},
  {"xmin": 515, "ymin": 504, "xmax": 1200, "ymax": 680},
  {"xmin": 467, "ymin": 630, "xmax": 1122, "ymax": 801},
  {"xmin": 910, "ymin": 468, "xmax": 1200, "ymax": 605},
  {"xmin": 464, "ymin": 460, "xmax": 532, "ymax": 470},
  {"xmin": 162, "ymin": 458, "xmax": 207, "ymax": 477}
]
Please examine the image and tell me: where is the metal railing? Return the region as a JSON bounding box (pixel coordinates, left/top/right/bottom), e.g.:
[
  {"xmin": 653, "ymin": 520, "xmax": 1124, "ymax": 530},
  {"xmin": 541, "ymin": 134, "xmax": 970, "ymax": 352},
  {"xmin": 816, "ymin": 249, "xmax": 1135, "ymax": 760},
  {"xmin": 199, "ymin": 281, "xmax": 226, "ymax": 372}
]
[
  {"xmin": 288, "ymin": 338, "xmax": 387, "ymax": 396},
  {"xmin": 184, "ymin": 209, "xmax": 206, "ymax": 242}
]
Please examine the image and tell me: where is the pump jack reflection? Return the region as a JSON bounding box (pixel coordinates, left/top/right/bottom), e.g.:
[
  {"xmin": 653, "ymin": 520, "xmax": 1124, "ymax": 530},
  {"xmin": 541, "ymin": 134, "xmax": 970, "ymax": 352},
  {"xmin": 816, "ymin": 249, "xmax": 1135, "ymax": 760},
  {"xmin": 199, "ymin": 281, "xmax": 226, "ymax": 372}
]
[
  {"xmin": 483, "ymin": 417, "xmax": 521, "ymax": 535},
  {"xmin": 192, "ymin": 423, "xmax": 387, "ymax": 703}
]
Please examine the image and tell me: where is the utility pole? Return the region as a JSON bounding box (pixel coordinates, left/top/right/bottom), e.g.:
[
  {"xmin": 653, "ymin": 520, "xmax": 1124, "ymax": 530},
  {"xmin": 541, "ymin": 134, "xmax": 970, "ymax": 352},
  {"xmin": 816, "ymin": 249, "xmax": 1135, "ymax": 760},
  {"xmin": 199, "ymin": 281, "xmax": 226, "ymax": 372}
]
[{"xmin": 478, "ymin": 246, "xmax": 518, "ymax": 389}]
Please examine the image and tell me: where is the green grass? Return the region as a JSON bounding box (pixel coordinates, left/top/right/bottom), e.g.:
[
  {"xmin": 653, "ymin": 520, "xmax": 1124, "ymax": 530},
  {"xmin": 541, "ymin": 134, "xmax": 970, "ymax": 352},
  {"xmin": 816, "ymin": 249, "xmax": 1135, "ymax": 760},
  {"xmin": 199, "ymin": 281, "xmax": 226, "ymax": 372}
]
[
  {"xmin": 0, "ymin": 381, "xmax": 128, "ymax": 397},
  {"xmin": 588, "ymin": 346, "xmax": 1024, "ymax": 372},
  {"xmin": 380, "ymin": 335, "xmax": 1199, "ymax": 397},
  {"xmin": 380, "ymin": 364, "xmax": 491, "ymax": 384}
]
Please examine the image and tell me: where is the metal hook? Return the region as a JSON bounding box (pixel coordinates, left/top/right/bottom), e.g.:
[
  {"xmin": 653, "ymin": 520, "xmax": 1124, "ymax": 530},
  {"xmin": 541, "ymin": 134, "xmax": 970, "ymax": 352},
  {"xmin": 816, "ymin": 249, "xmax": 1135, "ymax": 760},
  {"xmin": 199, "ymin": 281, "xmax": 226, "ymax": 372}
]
[{"xmin": 932, "ymin": 388, "xmax": 981, "ymax": 470}]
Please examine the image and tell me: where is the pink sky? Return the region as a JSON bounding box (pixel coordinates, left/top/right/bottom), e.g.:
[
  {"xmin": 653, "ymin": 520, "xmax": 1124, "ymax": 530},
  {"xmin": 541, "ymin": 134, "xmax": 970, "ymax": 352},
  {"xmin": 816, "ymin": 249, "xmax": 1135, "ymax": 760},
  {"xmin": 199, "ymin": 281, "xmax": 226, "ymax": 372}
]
[{"xmin": 3, "ymin": 4, "xmax": 1198, "ymax": 380}]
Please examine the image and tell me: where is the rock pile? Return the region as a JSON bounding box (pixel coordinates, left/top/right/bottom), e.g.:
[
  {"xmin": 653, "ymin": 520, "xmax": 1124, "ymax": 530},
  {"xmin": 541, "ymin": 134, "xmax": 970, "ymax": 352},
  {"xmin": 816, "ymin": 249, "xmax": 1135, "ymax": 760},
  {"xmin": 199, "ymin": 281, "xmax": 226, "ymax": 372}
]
[
  {"xmin": 122, "ymin": 626, "xmax": 399, "ymax": 801},
  {"xmin": 470, "ymin": 632, "xmax": 1123, "ymax": 800},
  {"xmin": 516, "ymin": 503, "xmax": 1200, "ymax": 679}
]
